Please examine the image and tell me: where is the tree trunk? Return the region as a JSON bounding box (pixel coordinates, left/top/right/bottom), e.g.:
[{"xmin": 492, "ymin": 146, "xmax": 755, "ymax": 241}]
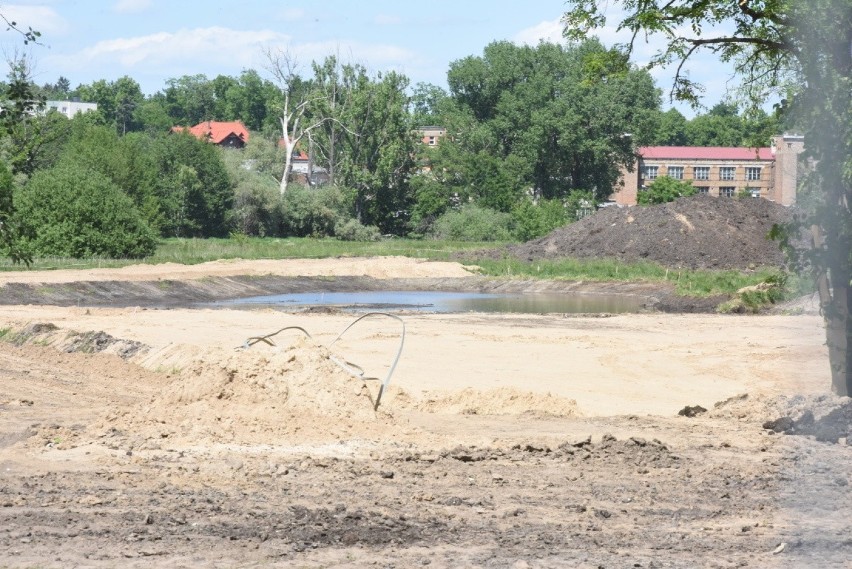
[
  {"xmin": 279, "ymin": 117, "xmax": 293, "ymax": 194},
  {"xmin": 813, "ymin": 226, "xmax": 852, "ymax": 396}
]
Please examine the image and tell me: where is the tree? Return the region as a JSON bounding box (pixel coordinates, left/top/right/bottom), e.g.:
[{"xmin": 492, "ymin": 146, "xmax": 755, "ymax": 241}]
[
  {"xmin": 13, "ymin": 161, "xmax": 157, "ymax": 258},
  {"xmin": 653, "ymin": 108, "xmax": 689, "ymax": 146},
  {"xmin": 163, "ymin": 74, "xmax": 216, "ymax": 125},
  {"xmin": 441, "ymin": 40, "xmax": 660, "ymax": 204},
  {"xmin": 264, "ymin": 48, "xmax": 323, "ymax": 194},
  {"xmin": 153, "ymin": 132, "xmax": 234, "ymax": 237},
  {"xmin": 0, "ymin": 12, "xmax": 41, "ymax": 264},
  {"xmin": 637, "ymin": 176, "xmax": 696, "ymax": 205},
  {"xmin": 409, "ymin": 82, "xmax": 448, "ymax": 126},
  {"xmin": 564, "ymin": 0, "xmax": 852, "ymax": 396},
  {"xmin": 323, "ymin": 68, "xmax": 416, "ymax": 233},
  {"xmin": 76, "ymin": 76, "xmax": 144, "ymax": 134}
]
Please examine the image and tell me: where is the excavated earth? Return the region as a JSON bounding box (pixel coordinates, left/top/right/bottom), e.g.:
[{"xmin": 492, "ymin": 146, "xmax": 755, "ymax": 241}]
[
  {"xmin": 486, "ymin": 195, "xmax": 795, "ymax": 270},
  {"xmin": 0, "ymin": 250, "xmax": 849, "ymax": 567}
]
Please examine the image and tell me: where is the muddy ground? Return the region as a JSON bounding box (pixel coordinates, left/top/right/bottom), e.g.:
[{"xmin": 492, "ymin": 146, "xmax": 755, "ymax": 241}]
[{"xmin": 1, "ymin": 258, "xmax": 850, "ymax": 568}]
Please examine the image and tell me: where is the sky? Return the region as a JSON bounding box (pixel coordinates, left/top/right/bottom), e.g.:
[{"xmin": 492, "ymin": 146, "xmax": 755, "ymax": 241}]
[{"xmin": 2, "ymin": 1, "xmax": 742, "ymax": 116}]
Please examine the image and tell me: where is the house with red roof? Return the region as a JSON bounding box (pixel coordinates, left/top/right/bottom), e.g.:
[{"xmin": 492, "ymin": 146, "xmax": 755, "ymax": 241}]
[
  {"xmin": 171, "ymin": 121, "xmax": 250, "ymax": 148},
  {"xmin": 614, "ymin": 134, "xmax": 804, "ymax": 206}
]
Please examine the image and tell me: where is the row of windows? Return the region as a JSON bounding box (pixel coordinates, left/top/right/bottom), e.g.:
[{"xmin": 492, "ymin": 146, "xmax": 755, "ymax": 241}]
[
  {"xmin": 643, "ymin": 165, "xmax": 762, "ymax": 181},
  {"xmin": 692, "ymin": 186, "xmax": 761, "ymax": 198}
]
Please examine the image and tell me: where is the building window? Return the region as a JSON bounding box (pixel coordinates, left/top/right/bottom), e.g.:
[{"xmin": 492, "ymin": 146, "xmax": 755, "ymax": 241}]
[
  {"xmin": 747, "ymin": 187, "xmax": 761, "ymax": 198},
  {"xmin": 667, "ymin": 166, "xmax": 684, "ymax": 179},
  {"xmin": 696, "ymin": 186, "xmax": 709, "ymax": 195},
  {"xmin": 428, "ymin": 136, "xmax": 436, "ymax": 146},
  {"xmin": 720, "ymin": 186, "xmax": 736, "ymax": 197},
  {"xmin": 720, "ymin": 167, "xmax": 736, "ymax": 181},
  {"xmin": 643, "ymin": 165, "xmax": 658, "ymax": 180},
  {"xmin": 694, "ymin": 166, "xmax": 710, "ymax": 180},
  {"xmin": 746, "ymin": 167, "xmax": 761, "ymax": 181}
]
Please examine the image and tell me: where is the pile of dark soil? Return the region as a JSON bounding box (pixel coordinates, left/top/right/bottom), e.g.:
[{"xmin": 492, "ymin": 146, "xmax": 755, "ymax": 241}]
[{"xmin": 496, "ymin": 195, "xmax": 794, "ymax": 270}]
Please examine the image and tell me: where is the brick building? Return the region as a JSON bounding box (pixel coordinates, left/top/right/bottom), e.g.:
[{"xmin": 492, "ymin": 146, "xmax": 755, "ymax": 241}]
[
  {"xmin": 418, "ymin": 126, "xmax": 446, "ymax": 147},
  {"xmin": 614, "ymin": 135, "xmax": 804, "ymax": 206}
]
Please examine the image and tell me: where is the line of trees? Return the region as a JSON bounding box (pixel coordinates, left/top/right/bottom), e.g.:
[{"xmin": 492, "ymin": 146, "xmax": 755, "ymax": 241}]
[{"xmin": 1, "ymin": 38, "xmax": 786, "ymax": 257}]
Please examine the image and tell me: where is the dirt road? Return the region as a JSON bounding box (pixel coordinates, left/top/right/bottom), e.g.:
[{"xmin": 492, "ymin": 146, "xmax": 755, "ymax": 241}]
[{"xmin": 1, "ymin": 258, "xmax": 849, "ymax": 568}]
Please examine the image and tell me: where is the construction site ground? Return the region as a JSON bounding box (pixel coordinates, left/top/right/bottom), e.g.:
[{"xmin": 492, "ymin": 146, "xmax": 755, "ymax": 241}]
[{"xmin": 1, "ymin": 256, "xmax": 850, "ymax": 568}]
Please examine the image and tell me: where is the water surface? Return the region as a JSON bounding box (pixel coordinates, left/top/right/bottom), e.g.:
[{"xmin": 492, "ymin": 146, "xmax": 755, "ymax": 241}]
[{"xmin": 214, "ymin": 290, "xmax": 644, "ymax": 314}]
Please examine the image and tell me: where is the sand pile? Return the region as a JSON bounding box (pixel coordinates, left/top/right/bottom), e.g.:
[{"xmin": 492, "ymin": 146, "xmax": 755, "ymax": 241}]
[{"xmin": 98, "ymin": 338, "xmax": 398, "ymax": 446}]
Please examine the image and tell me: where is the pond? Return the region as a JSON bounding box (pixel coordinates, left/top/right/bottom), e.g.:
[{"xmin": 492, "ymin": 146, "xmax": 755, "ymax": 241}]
[{"xmin": 210, "ymin": 290, "xmax": 646, "ymax": 314}]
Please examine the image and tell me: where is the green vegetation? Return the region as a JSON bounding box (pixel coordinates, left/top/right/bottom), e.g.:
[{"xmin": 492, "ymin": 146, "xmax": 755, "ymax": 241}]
[
  {"xmin": 0, "ymin": 30, "xmax": 801, "ymax": 264},
  {"xmin": 0, "ymin": 237, "xmax": 506, "ymax": 271},
  {"xmin": 474, "ymin": 257, "xmax": 794, "ymax": 298},
  {"xmin": 13, "ymin": 161, "xmax": 157, "ymax": 258},
  {"xmin": 637, "ymin": 176, "xmax": 696, "ymax": 205}
]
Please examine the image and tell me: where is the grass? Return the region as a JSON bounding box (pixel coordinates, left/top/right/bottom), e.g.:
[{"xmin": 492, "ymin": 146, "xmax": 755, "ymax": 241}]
[
  {"xmin": 0, "ymin": 237, "xmax": 506, "ymax": 271},
  {"xmin": 474, "ymin": 257, "xmax": 801, "ymax": 298},
  {"xmin": 0, "ymin": 236, "xmax": 808, "ymax": 301}
]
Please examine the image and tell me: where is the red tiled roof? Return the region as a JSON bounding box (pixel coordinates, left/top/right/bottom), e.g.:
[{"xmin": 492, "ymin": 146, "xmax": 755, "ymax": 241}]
[
  {"xmin": 639, "ymin": 146, "xmax": 774, "ymax": 161},
  {"xmin": 175, "ymin": 121, "xmax": 249, "ymax": 145}
]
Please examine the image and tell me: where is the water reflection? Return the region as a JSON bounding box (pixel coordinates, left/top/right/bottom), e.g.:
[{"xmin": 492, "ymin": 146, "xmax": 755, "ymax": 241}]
[{"xmin": 214, "ymin": 290, "xmax": 644, "ymax": 314}]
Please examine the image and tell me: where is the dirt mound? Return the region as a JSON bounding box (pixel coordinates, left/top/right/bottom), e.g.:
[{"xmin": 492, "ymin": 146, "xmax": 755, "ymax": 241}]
[
  {"xmin": 4, "ymin": 321, "xmax": 148, "ymax": 359},
  {"xmin": 96, "ymin": 339, "xmax": 399, "ymax": 446},
  {"xmin": 497, "ymin": 195, "xmax": 794, "ymax": 270},
  {"xmin": 710, "ymin": 392, "xmax": 852, "ymax": 444}
]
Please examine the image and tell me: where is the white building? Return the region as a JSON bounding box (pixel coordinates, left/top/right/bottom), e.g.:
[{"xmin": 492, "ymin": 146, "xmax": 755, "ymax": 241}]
[{"xmin": 45, "ymin": 100, "xmax": 98, "ymax": 119}]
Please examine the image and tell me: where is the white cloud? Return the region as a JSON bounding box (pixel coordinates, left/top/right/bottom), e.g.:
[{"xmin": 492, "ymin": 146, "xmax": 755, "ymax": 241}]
[
  {"xmin": 513, "ymin": 19, "xmax": 564, "ymax": 45},
  {"xmin": 46, "ymin": 27, "xmax": 289, "ymax": 78},
  {"xmin": 2, "ymin": 4, "xmax": 66, "ymax": 35},
  {"xmin": 42, "ymin": 26, "xmax": 419, "ymax": 93},
  {"xmin": 113, "ymin": 0, "xmax": 152, "ymax": 14}
]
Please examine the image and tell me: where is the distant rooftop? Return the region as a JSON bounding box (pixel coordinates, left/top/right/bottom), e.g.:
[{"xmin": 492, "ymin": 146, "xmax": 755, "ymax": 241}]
[{"xmin": 639, "ymin": 146, "xmax": 774, "ymax": 161}]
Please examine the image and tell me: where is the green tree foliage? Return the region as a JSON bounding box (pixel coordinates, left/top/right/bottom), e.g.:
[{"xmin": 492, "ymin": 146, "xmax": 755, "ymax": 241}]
[
  {"xmin": 280, "ymin": 184, "xmax": 350, "ymax": 238},
  {"xmin": 564, "ymin": 0, "xmax": 852, "ymax": 395},
  {"xmin": 637, "ymin": 176, "xmax": 696, "ymax": 205},
  {"xmin": 306, "ymin": 59, "xmax": 416, "ymax": 234},
  {"xmin": 429, "ymin": 204, "xmax": 514, "ymax": 241},
  {"xmin": 164, "ymin": 74, "xmax": 216, "ymax": 125},
  {"xmin": 76, "ymin": 76, "xmax": 145, "ymax": 134},
  {"xmin": 0, "ymin": 55, "xmax": 74, "ymax": 176},
  {"xmin": 433, "ymin": 40, "xmax": 659, "ymax": 210},
  {"xmin": 0, "ymin": 159, "xmax": 28, "ymax": 263},
  {"xmin": 219, "ymin": 143, "xmax": 282, "ymax": 237},
  {"xmin": 153, "ymin": 132, "xmax": 234, "ymax": 237},
  {"xmin": 409, "ymin": 82, "xmax": 448, "ymax": 126},
  {"xmin": 56, "ymin": 120, "xmax": 234, "ymax": 238},
  {"xmin": 653, "ymin": 108, "xmax": 688, "ymax": 145},
  {"xmin": 13, "ymin": 161, "xmax": 156, "ymax": 258},
  {"xmin": 512, "ymin": 199, "xmax": 569, "ymax": 241}
]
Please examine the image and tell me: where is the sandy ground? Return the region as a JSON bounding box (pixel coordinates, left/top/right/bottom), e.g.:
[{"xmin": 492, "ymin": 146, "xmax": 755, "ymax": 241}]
[{"xmin": 1, "ymin": 258, "xmax": 850, "ymax": 568}]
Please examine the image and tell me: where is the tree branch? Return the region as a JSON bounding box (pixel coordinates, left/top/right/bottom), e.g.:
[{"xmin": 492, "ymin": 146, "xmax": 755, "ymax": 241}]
[{"xmin": 737, "ymin": 0, "xmax": 790, "ymax": 27}]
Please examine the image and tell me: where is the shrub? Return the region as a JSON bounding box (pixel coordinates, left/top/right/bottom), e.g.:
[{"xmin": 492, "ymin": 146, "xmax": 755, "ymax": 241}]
[
  {"xmin": 637, "ymin": 176, "xmax": 696, "ymax": 205},
  {"xmin": 429, "ymin": 204, "xmax": 514, "ymax": 241},
  {"xmin": 13, "ymin": 162, "xmax": 157, "ymax": 258},
  {"xmin": 281, "ymin": 185, "xmax": 351, "ymax": 237},
  {"xmin": 334, "ymin": 218, "xmax": 382, "ymax": 241},
  {"xmin": 512, "ymin": 198, "xmax": 569, "ymax": 241},
  {"xmin": 229, "ymin": 172, "xmax": 282, "ymax": 237}
]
